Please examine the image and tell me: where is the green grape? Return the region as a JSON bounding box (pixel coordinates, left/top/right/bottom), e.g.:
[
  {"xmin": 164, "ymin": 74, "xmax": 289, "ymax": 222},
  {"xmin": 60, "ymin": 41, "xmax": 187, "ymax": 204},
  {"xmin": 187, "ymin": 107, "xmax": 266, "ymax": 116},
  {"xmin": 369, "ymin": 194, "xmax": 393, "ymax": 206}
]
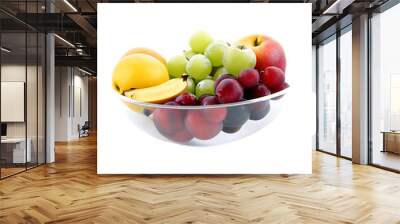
[
  {"xmin": 187, "ymin": 77, "xmax": 195, "ymax": 94},
  {"xmin": 189, "ymin": 31, "xmax": 213, "ymax": 54},
  {"xmin": 223, "ymin": 45, "xmax": 256, "ymax": 77},
  {"xmin": 186, "ymin": 54, "xmax": 212, "ymax": 81},
  {"xmin": 167, "ymin": 55, "xmax": 188, "ymax": 78},
  {"xmin": 205, "ymin": 41, "xmax": 228, "ymax": 67},
  {"xmin": 213, "ymin": 67, "xmax": 228, "ymax": 80},
  {"xmin": 195, "ymin": 79, "xmax": 215, "ymax": 98},
  {"xmin": 183, "ymin": 50, "xmax": 195, "ymax": 60}
]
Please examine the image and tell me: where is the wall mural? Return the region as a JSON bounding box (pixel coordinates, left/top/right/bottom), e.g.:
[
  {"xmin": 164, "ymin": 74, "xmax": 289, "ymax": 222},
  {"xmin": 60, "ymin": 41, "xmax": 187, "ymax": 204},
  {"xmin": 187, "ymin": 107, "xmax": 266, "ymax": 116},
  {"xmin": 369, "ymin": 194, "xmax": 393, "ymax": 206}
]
[{"xmin": 98, "ymin": 3, "xmax": 312, "ymax": 174}]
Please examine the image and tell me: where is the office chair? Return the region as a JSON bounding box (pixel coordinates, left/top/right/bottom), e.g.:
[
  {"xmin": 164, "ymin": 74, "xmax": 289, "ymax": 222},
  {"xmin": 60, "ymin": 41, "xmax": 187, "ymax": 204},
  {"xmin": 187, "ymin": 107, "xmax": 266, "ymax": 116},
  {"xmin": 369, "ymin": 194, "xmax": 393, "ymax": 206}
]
[{"xmin": 79, "ymin": 121, "xmax": 90, "ymax": 138}]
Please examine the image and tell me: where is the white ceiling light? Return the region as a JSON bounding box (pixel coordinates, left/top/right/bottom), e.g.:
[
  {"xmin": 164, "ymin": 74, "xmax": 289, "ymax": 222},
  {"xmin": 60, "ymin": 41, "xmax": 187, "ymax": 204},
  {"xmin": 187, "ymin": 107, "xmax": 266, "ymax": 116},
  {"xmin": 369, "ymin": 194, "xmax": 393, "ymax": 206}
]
[
  {"xmin": 78, "ymin": 67, "xmax": 93, "ymax": 76},
  {"xmin": 54, "ymin": 34, "xmax": 75, "ymax": 48},
  {"xmin": 63, "ymin": 0, "xmax": 78, "ymax": 12},
  {"xmin": 1, "ymin": 47, "xmax": 11, "ymax": 53},
  {"xmin": 323, "ymin": 0, "xmax": 354, "ymax": 15}
]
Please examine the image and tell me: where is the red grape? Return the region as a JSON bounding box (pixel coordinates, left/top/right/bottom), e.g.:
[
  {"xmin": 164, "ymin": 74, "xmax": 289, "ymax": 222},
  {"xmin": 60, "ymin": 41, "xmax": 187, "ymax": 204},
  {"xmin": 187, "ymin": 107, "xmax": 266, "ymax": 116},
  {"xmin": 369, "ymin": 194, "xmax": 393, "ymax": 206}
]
[
  {"xmin": 165, "ymin": 101, "xmax": 179, "ymax": 106},
  {"xmin": 271, "ymin": 82, "xmax": 289, "ymax": 93},
  {"xmin": 204, "ymin": 108, "xmax": 227, "ymax": 124},
  {"xmin": 169, "ymin": 129, "xmax": 193, "ymax": 142},
  {"xmin": 216, "ymin": 79, "xmax": 243, "ymax": 104},
  {"xmin": 199, "ymin": 96, "xmax": 227, "ymax": 123},
  {"xmin": 200, "ymin": 95, "xmax": 219, "ymax": 105},
  {"xmin": 214, "ymin": 74, "xmax": 235, "ymax": 91},
  {"xmin": 261, "ymin": 66, "xmax": 285, "ymax": 90},
  {"xmin": 247, "ymin": 84, "xmax": 271, "ymax": 99},
  {"xmin": 238, "ymin": 68, "xmax": 259, "ymax": 89},
  {"xmin": 153, "ymin": 105, "xmax": 185, "ymax": 134},
  {"xmin": 175, "ymin": 92, "xmax": 197, "ymax": 105}
]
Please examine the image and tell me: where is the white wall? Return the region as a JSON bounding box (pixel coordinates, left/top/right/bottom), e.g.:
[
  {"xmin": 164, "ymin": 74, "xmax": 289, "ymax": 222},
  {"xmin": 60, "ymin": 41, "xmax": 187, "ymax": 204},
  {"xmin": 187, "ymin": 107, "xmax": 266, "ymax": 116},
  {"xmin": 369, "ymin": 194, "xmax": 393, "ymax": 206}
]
[
  {"xmin": 71, "ymin": 73, "xmax": 89, "ymax": 138},
  {"xmin": 55, "ymin": 67, "xmax": 89, "ymax": 141},
  {"xmin": 55, "ymin": 66, "xmax": 70, "ymax": 141}
]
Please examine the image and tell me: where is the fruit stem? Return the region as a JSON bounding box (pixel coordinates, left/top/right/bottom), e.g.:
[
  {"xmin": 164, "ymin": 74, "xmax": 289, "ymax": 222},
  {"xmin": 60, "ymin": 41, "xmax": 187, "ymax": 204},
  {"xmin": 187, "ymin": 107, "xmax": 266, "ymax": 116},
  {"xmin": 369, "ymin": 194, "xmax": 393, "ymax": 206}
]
[
  {"xmin": 254, "ymin": 37, "xmax": 262, "ymax": 47},
  {"xmin": 237, "ymin": 45, "xmax": 246, "ymax": 50},
  {"xmin": 182, "ymin": 74, "xmax": 189, "ymax": 82},
  {"xmin": 183, "ymin": 50, "xmax": 190, "ymax": 60}
]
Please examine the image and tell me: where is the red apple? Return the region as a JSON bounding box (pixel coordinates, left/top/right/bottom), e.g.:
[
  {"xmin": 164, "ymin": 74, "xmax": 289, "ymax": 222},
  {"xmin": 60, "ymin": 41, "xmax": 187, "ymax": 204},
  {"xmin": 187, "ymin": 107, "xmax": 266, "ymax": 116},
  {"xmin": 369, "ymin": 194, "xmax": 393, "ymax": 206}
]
[{"xmin": 237, "ymin": 35, "xmax": 286, "ymax": 72}]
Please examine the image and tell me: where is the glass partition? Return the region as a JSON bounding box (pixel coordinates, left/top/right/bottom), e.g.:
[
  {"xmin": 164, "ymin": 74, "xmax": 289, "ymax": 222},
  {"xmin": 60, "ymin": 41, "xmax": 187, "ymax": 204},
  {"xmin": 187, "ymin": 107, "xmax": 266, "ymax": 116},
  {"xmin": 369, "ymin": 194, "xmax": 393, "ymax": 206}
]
[
  {"xmin": 1, "ymin": 31, "xmax": 28, "ymax": 177},
  {"xmin": 0, "ymin": 2, "xmax": 46, "ymax": 179}
]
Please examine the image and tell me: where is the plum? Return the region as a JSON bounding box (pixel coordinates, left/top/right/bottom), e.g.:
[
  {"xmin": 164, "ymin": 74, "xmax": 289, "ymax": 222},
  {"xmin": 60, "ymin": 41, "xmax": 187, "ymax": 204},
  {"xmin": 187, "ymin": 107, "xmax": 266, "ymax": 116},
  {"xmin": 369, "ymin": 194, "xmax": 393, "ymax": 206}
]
[{"xmin": 222, "ymin": 106, "xmax": 249, "ymax": 134}]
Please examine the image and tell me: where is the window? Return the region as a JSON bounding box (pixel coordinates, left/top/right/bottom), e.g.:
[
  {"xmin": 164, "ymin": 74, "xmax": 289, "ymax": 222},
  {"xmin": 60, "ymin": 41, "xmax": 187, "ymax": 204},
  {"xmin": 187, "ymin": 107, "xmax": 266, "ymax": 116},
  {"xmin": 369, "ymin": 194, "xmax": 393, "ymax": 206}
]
[
  {"xmin": 317, "ymin": 36, "xmax": 337, "ymax": 154},
  {"xmin": 340, "ymin": 28, "xmax": 352, "ymax": 158},
  {"xmin": 370, "ymin": 3, "xmax": 400, "ymax": 171}
]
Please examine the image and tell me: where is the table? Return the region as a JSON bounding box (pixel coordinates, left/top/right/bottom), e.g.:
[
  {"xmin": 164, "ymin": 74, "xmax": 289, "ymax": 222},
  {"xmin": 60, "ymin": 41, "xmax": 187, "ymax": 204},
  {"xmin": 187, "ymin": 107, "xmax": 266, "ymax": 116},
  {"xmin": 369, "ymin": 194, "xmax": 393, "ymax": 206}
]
[
  {"xmin": 381, "ymin": 131, "xmax": 400, "ymax": 154},
  {"xmin": 1, "ymin": 138, "xmax": 31, "ymax": 163}
]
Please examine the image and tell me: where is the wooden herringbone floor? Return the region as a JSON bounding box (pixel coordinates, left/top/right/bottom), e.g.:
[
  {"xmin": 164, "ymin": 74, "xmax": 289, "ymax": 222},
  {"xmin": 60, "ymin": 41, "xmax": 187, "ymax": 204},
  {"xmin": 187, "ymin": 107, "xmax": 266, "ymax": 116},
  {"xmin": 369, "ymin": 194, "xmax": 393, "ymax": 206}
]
[{"xmin": 1, "ymin": 134, "xmax": 400, "ymax": 224}]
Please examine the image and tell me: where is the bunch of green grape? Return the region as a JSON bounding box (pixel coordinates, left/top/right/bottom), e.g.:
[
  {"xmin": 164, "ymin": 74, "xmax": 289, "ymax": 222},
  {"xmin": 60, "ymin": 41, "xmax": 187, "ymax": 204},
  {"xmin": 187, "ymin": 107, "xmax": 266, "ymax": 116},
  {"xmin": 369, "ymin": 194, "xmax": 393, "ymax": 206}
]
[{"xmin": 167, "ymin": 31, "xmax": 229, "ymax": 98}]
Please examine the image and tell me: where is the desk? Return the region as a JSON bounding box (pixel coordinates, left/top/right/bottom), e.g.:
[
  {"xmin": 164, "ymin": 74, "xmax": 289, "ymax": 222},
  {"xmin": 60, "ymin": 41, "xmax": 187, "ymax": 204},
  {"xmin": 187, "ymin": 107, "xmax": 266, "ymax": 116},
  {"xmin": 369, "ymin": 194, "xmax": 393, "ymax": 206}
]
[
  {"xmin": 382, "ymin": 131, "xmax": 400, "ymax": 154},
  {"xmin": 1, "ymin": 138, "xmax": 31, "ymax": 163}
]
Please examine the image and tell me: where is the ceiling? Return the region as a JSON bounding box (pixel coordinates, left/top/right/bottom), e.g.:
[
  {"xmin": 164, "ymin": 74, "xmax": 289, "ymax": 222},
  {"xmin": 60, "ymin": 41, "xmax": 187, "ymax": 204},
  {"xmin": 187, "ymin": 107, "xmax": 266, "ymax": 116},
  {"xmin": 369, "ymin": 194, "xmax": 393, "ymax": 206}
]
[{"xmin": 0, "ymin": 0, "xmax": 394, "ymax": 75}]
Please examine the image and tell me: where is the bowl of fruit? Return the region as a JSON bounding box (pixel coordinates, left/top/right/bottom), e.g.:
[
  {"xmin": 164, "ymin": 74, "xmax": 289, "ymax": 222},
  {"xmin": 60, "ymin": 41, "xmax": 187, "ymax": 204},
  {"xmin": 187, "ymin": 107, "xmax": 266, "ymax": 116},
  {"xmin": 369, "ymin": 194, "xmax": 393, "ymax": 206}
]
[{"xmin": 112, "ymin": 31, "xmax": 289, "ymax": 146}]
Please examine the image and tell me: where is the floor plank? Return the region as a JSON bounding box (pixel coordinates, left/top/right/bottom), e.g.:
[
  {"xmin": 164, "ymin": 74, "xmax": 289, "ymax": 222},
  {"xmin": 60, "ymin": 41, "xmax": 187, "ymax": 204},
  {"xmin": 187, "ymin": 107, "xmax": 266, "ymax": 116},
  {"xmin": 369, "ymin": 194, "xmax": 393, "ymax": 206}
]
[{"xmin": 1, "ymin": 134, "xmax": 400, "ymax": 224}]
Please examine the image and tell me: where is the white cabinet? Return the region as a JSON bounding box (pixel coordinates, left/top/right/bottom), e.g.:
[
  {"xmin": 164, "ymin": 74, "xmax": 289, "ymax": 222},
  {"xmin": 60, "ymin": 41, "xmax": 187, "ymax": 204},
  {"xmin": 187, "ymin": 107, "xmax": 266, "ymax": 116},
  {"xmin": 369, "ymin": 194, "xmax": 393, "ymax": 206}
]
[{"xmin": 1, "ymin": 138, "xmax": 32, "ymax": 163}]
